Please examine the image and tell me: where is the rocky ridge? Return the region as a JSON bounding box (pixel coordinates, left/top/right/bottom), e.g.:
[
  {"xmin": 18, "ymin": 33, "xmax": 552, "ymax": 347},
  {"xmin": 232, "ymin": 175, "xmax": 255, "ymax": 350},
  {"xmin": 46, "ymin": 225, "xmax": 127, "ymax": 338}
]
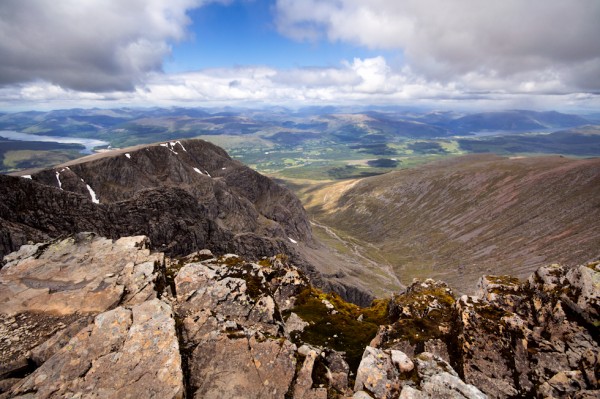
[
  {"xmin": 1, "ymin": 234, "xmax": 598, "ymax": 398},
  {"xmin": 1, "ymin": 139, "xmax": 311, "ymax": 260},
  {"xmin": 1, "ymin": 139, "xmax": 376, "ymax": 305}
]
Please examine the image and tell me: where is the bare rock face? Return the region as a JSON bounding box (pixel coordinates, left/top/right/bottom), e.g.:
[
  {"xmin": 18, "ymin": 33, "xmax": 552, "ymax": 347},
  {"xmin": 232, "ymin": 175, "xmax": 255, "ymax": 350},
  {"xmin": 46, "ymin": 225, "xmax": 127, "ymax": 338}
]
[
  {"xmin": 0, "ymin": 234, "xmax": 598, "ymax": 398},
  {"xmin": 0, "ymin": 139, "xmax": 312, "ymax": 259},
  {"xmin": 172, "ymin": 253, "xmax": 309, "ymax": 398},
  {"xmin": 6, "ymin": 299, "xmax": 184, "ymax": 399},
  {"xmin": 353, "ymin": 348, "xmax": 486, "ymax": 399},
  {"xmin": 454, "ymin": 262, "xmax": 600, "ymax": 398},
  {"xmin": 0, "ymin": 233, "xmax": 162, "ymax": 384},
  {"xmin": 0, "ymin": 233, "xmax": 160, "ymax": 315}
]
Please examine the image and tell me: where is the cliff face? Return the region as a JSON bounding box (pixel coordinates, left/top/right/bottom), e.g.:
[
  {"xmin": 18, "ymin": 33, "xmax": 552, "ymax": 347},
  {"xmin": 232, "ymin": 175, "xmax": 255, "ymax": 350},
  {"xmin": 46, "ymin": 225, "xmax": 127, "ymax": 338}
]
[
  {"xmin": 1, "ymin": 234, "xmax": 598, "ymax": 398},
  {"xmin": 0, "ymin": 139, "xmax": 314, "ymax": 272}
]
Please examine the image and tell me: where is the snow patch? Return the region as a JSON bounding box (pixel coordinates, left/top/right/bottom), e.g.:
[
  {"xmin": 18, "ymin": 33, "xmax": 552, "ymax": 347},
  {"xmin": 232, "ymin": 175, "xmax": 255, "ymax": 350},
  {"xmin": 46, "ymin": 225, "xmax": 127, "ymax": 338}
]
[
  {"xmin": 125, "ymin": 153, "xmax": 131, "ymax": 159},
  {"xmin": 22, "ymin": 175, "xmax": 32, "ymax": 179},
  {"xmin": 55, "ymin": 171, "xmax": 62, "ymax": 190},
  {"xmin": 193, "ymin": 167, "xmax": 211, "ymax": 177},
  {"xmin": 160, "ymin": 142, "xmax": 178, "ymax": 155},
  {"xmin": 86, "ymin": 184, "xmax": 100, "ymax": 204},
  {"xmin": 221, "ymin": 167, "xmax": 226, "ymax": 170},
  {"xmin": 288, "ymin": 237, "xmax": 298, "ymax": 244},
  {"xmin": 175, "ymin": 141, "xmax": 187, "ymax": 152}
]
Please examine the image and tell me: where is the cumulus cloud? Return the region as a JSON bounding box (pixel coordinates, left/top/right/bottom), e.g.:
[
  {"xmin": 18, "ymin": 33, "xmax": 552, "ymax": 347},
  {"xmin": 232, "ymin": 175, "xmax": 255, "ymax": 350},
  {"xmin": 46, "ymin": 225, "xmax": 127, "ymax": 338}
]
[
  {"xmin": 4, "ymin": 56, "xmax": 599, "ymax": 112},
  {"xmin": 0, "ymin": 0, "xmax": 206, "ymax": 92},
  {"xmin": 274, "ymin": 0, "xmax": 600, "ymax": 92}
]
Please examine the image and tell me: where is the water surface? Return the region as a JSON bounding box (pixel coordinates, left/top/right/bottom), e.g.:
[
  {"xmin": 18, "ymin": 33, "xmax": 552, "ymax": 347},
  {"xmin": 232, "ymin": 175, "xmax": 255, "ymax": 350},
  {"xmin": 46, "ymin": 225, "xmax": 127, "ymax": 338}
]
[{"xmin": 0, "ymin": 130, "xmax": 108, "ymax": 154}]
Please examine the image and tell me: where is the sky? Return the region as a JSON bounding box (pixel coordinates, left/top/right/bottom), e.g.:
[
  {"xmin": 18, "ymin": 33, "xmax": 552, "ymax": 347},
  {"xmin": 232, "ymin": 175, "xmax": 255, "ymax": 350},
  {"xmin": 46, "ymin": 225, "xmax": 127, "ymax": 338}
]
[{"xmin": 0, "ymin": 0, "xmax": 599, "ymax": 112}]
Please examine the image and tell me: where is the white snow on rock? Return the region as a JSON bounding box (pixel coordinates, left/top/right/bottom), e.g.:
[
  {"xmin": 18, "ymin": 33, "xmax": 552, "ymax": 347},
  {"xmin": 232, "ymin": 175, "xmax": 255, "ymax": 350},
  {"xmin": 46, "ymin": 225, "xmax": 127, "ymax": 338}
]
[
  {"xmin": 22, "ymin": 175, "xmax": 32, "ymax": 179},
  {"xmin": 193, "ymin": 167, "xmax": 211, "ymax": 177},
  {"xmin": 175, "ymin": 140, "xmax": 187, "ymax": 151},
  {"xmin": 55, "ymin": 171, "xmax": 62, "ymax": 190},
  {"xmin": 221, "ymin": 167, "xmax": 226, "ymax": 170},
  {"xmin": 86, "ymin": 184, "xmax": 100, "ymax": 204},
  {"xmin": 125, "ymin": 153, "xmax": 131, "ymax": 159},
  {"xmin": 288, "ymin": 237, "xmax": 298, "ymax": 244},
  {"xmin": 160, "ymin": 142, "xmax": 178, "ymax": 155}
]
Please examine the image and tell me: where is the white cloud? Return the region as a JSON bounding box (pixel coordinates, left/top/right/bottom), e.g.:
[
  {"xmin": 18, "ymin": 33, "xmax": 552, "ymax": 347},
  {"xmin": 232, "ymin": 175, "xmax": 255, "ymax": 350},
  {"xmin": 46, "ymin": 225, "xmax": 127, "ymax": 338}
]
[
  {"xmin": 275, "ymin": 0, "xmax": 600, "ymax": 93},
  {"xmin": 0, "ymin": 0, "xmax": 598, "ymax": 110},
  {"xmin": 0, "ymin": 0, "xmax": 206, "ymax": 92},
  {"xmin": 2, "ymin": 56, "xmax": 599, "ymax": 112}
]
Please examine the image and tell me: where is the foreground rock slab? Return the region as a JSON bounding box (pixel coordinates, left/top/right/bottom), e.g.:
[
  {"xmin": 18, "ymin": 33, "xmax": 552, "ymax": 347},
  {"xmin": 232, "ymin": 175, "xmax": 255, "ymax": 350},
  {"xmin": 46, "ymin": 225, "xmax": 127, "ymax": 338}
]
[
  {"xmin": 5, "ymin": 299, "xmax": 184, "ymax": 399},
  {"xmin": 0, "ymin": 234, "xmax": 163, "ymax": 387},
  {"xmin": 0, "ymin": 233, "xmax": 161, "ymax": 315}
]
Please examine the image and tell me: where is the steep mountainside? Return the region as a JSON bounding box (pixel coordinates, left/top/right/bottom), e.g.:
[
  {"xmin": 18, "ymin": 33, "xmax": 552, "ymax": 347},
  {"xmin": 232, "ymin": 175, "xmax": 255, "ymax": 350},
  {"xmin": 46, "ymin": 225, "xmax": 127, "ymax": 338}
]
[
  {"xmin": 1, "ymin": 234, "xmax": 598, "ymax": 398},
  {"xmin": 0, "ymin": 139, "xmax": 379, "ymax": 304},
  {"xmin": 0, "ymin": 139, "xmax": 313, "ymax": 274},
  {"xmin": 302, "ymin": 154, "xmax": 600, "ymax": 293}
]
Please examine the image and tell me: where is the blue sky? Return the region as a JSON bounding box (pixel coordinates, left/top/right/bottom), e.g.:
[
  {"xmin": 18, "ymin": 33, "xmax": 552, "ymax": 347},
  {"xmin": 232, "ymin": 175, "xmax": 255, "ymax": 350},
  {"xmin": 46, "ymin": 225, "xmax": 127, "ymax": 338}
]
[
  {"xmin": 165, "ymin": 0, "xmax": 394, "ymax": 71},
  {"xmin": 0, "ymin": 0, "xmax": 599, "ymax": 111}
]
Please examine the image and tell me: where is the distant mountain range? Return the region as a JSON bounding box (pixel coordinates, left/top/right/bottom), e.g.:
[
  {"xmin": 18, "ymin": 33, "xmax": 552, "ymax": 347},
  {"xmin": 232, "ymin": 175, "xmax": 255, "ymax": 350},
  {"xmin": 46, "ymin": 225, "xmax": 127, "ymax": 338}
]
[
  {"xmin": 0, "ymin": 107, "xmax": 593, "ymax": 144},
  {"xmin": 2, "ymin": 106, "xmax": 598, "ymax": 174}
]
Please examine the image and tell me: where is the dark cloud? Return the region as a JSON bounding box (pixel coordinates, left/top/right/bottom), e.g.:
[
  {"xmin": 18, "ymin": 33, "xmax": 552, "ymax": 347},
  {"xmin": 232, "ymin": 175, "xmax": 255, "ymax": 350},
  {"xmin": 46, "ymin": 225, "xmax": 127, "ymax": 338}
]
[{"xmin": 0, "ymin": 0, "xmax": 201, "ymax": 92}]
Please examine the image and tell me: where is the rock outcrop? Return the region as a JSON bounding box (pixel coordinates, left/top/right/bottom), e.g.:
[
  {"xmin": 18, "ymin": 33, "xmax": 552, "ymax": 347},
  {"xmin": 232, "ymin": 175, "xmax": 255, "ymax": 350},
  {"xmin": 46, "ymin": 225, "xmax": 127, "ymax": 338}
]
[{"xmin": 0, "ymin": 234, "xmax": 598, "ymax": 398}]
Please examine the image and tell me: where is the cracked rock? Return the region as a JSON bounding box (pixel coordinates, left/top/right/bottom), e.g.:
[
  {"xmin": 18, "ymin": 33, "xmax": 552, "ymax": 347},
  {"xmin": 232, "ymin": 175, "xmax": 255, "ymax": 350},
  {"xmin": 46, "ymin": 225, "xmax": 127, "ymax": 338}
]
[{"xmin": 6, "ymin": 299, "xmax": 184, "ymax": 399}]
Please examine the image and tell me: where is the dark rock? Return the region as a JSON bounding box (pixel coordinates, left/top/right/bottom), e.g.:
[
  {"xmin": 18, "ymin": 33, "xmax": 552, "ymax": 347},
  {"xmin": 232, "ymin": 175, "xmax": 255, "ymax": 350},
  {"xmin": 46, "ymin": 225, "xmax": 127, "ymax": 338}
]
[{"xmin": 0, "ymin": 139, "xmax": 312, "ymax": 263}]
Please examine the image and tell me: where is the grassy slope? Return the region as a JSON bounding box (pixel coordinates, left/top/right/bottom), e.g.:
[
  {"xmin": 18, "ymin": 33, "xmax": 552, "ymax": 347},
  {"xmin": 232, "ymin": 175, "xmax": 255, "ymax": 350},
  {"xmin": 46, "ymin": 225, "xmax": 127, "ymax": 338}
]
[{"xmin": 284, "ymin": 154, "xmax": 600, "ymax": 294}]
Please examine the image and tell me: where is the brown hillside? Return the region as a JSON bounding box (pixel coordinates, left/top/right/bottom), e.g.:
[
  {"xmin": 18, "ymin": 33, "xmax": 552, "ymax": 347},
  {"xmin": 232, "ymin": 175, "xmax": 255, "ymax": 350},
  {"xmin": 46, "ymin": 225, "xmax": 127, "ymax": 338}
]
[{"xmin": 303, "ymin": 154, "xmax": 600, "ymax": 293}]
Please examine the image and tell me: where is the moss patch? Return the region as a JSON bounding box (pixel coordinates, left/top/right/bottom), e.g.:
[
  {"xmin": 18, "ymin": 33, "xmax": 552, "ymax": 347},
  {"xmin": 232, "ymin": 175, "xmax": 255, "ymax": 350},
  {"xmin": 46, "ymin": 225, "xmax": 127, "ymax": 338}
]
[
  {"xmin": 487, "ymin": 275, "xmax": 521, "ymax": 286},
  {"xmin": 288, "ymin": 287, "xmax": 389, "ymax": 372},
  {"xmin": 383, "ymin": 282, "xmax": 456, "ymax": 348},
  {"xmin": 220, "ymin": 262, "xmax": 269, "ymax": 300}
]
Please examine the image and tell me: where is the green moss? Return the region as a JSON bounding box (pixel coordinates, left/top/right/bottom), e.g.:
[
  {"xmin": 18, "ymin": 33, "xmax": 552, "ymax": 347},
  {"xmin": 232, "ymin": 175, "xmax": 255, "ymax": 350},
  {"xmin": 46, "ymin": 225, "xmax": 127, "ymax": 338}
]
[
  {"xmin": 585, "ymin": 261, "xmax": 600, "ymax": 271},
  {"xmin": 470, "ymin": 302, "xmax": 511, "ymax": 333},
  {"xmin": 220, "ymin": 262, "xmax": 268, "ymax": 300},
  {"xmin": 289, "ymin": 287, "xmax": 389, "ymax": 373},
  {"xmin": 383, "ymin": 282, "xmax": 456, "ymax": 348},
  {"xmin": 487, "ymin": 275, "xmax": 521, "ymax": 286},
  {"xmin": 219, "ymin": 255, "xmax": 245, "ymax": 267}
]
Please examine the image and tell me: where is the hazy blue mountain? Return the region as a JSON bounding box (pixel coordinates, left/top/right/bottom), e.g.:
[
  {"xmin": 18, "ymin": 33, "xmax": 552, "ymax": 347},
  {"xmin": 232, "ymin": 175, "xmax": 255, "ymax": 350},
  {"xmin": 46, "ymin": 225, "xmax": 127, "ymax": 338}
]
[{"xmin": 444, "ymin": 110, "xmax": 590, "ymax": 133}]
